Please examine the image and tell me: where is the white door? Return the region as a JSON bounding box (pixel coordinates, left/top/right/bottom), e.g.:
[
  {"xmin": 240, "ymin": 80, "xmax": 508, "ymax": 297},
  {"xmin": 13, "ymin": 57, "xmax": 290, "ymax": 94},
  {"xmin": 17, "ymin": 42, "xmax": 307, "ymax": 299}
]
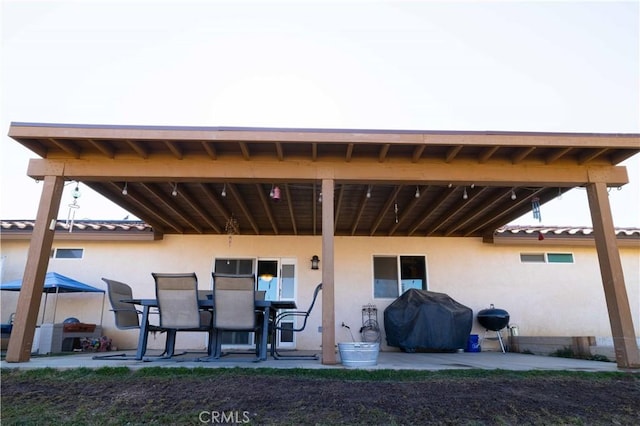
[{"xmin": 257, "ymin": 258, "xmax": 297, "ymax": 349}]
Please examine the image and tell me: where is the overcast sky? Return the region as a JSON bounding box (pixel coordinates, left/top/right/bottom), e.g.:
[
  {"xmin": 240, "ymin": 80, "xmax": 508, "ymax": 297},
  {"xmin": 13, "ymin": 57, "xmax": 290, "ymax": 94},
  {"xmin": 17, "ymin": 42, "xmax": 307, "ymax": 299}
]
[{"xmin": 1, "ymin": 0, "xmax": 638, "ymax": 227}]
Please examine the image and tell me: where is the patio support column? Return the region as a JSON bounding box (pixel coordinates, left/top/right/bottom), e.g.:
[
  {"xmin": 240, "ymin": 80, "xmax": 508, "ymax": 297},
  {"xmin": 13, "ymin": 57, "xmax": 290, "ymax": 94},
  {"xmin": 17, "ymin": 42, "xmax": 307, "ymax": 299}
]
[
  {"xmin": 6, "ymin": 175, "xmax": 64, "ymax": 362},
  {"xmin": 586, "ymin": 181, "xmax": 640, "ymax": 369},
  {"xmin": 321, "ymin": 178, "xmax": 337, "ymax": 364}
]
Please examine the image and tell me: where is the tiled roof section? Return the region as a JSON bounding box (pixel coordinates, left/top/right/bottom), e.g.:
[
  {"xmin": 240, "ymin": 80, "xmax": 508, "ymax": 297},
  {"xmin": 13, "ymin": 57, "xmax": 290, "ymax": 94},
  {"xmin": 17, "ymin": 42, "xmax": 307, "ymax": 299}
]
[
  {"xmin": 1, "ymin": 220, "xmax": 152, "ymax": 233},
  {"xmin": 496, "ymin": 225, "xmax": 640, "ymax": 238}
]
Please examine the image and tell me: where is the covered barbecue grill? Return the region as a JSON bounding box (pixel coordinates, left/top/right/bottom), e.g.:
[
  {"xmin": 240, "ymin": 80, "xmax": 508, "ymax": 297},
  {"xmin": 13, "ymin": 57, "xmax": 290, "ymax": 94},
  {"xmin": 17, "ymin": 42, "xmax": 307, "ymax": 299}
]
[{"xmin": 384, "ymin": 289, "xmax": 473, "ymax": 352}]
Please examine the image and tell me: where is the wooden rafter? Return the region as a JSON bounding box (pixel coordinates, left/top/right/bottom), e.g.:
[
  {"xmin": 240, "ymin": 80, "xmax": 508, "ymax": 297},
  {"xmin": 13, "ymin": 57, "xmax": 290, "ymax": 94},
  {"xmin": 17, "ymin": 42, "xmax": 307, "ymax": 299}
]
[
  {"xmin": 139, "ymin": 183, "xmax": 203, "ymax": 233},
  {"xmin": 48, "ymin": 138, "xmax": 80, "ymax": 158},
  {"xmin": 225, "ymin": 183, "xmax": 259, "ymax": 234},
  {"xmin": 126, "ymin": 139, "xmax": 148, "ymax": 159},
  {"xmin": 87, "ymin": 138, "xmax": 115, "ymax": 158},
  {"xmin": 164, "ymin": 140, "xmax": 183, "ymax": 159},
  {"xmin": 255, "ymin": 183, "xmax": 279, "ymax": 235}
]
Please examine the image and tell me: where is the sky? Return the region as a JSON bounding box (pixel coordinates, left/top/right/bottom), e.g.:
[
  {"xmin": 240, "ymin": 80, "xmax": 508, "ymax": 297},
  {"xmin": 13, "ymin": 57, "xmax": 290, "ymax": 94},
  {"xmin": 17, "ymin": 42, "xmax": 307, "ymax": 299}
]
[{"xmin": 1, "ymin": 0, "xmax": 638, "ymax": 227}]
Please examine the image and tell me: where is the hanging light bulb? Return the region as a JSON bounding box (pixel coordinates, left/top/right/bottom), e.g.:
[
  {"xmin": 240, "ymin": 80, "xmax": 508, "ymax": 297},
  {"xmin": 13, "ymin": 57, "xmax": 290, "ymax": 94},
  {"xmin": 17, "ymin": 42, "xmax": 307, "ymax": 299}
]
[
  {"xmin": 366, "ymin": 185, "xmax": 372, "ymax": 198},
  {"xmin": 318, "ymin": 192, "xmax": 323, "ymax": 203},
  {"xmin": 269, "ymin": 184, "xmax": 275, "ymax": 198},
  {"xmin": 448, "ymin": 183, "xmax": 453, "ymax": 188},
  {"xmin": 511, "ymin": 189, "xmax": 517, "ymax": 200},
  {"xmin": 122, "ymin": 182, "xmax": 128, "ymax": 196},
  {"xmin": 172, "ymin": 183, "xmax": 178, "ymax": 197},
  {"xmin": 463, "ymin": 187, "xmax": 468, "ymax": 200},
  {"xmin": 470, "ymin": 183, "xmax": 475, "ymax": 189},
  {"xmin": 414, "ymin": 186, "xmax": 420, "ymax": 198},
  {"xmin": 221, "ymin": 184, "xmax": 226, "ymax": 197}
]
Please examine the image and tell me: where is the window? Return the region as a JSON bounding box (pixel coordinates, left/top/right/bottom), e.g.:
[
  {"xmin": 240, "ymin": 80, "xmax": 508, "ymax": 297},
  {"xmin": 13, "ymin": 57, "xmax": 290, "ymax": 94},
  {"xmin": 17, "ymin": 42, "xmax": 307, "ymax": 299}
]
[
  {"xmin": 547, "ymin": 253, "xmax": 574, "ymax": 263},
  {"xmin": 520, "ymin": 252, "xmax": 574, "ymax": 264},
  {"xmin": 51, "ymin": 248, "xmax": 84, "ymax": 259},
  {"xmin": 520, "ymin": 253, "xmax": 545, "ymax": 263},
  {"xmin": 373, "ymin": 255, "xmax": 427, "ymax": 298}
]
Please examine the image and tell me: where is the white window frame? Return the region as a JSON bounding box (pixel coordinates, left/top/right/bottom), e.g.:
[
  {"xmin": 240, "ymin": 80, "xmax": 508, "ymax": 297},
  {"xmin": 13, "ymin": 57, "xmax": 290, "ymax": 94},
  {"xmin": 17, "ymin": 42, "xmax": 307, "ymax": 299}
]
[
  {"xmin": 372, "ymin": 254, "xmax": 428, "ymax": 299},
  {"xmin": 519, "ymin": 252, "xmax": 574, "ymax": 264},
  {"xmin": 51, "ymin": 248, "xmax": 84, "ymax": 259}
]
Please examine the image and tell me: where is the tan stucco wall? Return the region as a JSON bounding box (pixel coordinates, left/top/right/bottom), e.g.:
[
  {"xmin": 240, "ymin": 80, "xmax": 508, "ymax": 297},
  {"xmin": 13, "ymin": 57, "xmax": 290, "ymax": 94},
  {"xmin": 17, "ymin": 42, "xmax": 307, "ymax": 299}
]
[{"xmin": 1, "ymin": 234, "xmax": 638, "ymax": 352}]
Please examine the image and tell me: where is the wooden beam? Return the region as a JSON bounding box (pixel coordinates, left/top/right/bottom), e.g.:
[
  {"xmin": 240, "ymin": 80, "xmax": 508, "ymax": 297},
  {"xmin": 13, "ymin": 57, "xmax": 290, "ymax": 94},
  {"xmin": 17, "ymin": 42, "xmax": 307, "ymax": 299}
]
[
  {"xmin": 345, "ymin": 143, "xmax": 354, "ymax": 162},
  {"xmin": 275, "ymin": 142, "xmax": 284, "ymax": 161},
  {"xmin": 412, "ymin": 145, "xmax": 426, "ymax": 163},
  {"xmin": 321, "ymin": 178, "xmax": 337, "ymax": 365},
  {"xmin": 179, "ymin": 187, "xmax": 222, "ymax": 233},
  {"xmin": 378, "ymin": 144, "xmax": 390, "ymax": 163},
  {"xmin": 283, "ymin": 184, "xmax": 297, "ymax": 234},
  {"xmin": 407, "ymin": 186, "xmax": 456, "ymax": 235},
  {"xmin": 255, "ymin": 184, "xmax": 279, "ymax": 235},
  {"xmin": 444, "ymin": 188, "xmax": 513, "ymax": 236},
  {"xmin": 126, "ymin": 139, "xmax": 149, "ymax": 159},
  {"xmin": 139, "ymin": 183, "xmax": 202, "ymax": 233},
  {"xmin": 238, "ymin": 142, "xmax": 250, "ymax": 160},
  {"xmin": 164, "ymin": 140, "xmax": 183, "ymax": 160},
  {"xmin": 201, "ymin": 141, "xmax": 217, "ymax": 160},
  {"xmin": 48, "ymin": 138, "xmax": 80, "ymax": 158},
  {"xmin": 579, "ymin": 148, "xmax": 610, "ymax": 165},
  {"xmin": 87, "ymin": 138, "xmax": 115, "ymax": 158},
  {"xmin": 350, "ymin": 186, "xmax": 371, "ymax": 235},
  {"xmin": 546, "ymin": 147, "xmax": 572, "ymax": 164},
  {"xmin": 586, "ymin": 182, "xmax": 640, "ymax": 368},
  {"xmin": 334, "ymin": 184, "xmax": 345, "ymax": 233},
  {"xmin": 425, "ymin": 186, "xmax": 485, "ymax": 236},
  {"xmin": 27, "ymin": 158, "xmax": 631, "ymax": 187},
  {"xmin": 445, "ymin": 145, "xmax": 463, "ymax": 163},
  {"xmin": 225, "ymin": 183, "xmax": 259, "ymax": 234},
  {"xmin": 198, "ymin": 183, "xmax": 231, "ymax": 219},
  {"xmin": 512, "ymin": 147, "xmax": 536, "ymax": 164},
  {"xmin": 372, "ymin": 185, "xmax": 402, "ymax": 236},
  {"xmin": 479, "ymin": 146, "xmax": 500, "ymax": 163},
  {"xmin": 6, "ymin": 175, "xmax": 64, "ymax": 362},
  {"xmin": 11, "ymin": 123, "xmax": 638, "ymax": 149},
  {"xmin": 98, "ymin": 182, "xmax": 171, "ymax": 234}
]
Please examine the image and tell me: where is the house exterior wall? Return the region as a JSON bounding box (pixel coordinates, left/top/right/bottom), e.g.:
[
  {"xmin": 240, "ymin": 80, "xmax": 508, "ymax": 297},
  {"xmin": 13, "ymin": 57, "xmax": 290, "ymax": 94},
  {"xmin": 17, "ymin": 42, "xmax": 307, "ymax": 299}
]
[{"xmin": 1, "ymin": 234, "xmax": 638, "ymax": 352}]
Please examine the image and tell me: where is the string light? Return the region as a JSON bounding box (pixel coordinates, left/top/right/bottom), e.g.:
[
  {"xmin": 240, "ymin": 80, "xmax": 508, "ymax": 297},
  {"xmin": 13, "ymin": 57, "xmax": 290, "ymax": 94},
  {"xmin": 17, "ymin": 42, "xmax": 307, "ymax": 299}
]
[
  {"xmin": 122, "ymin": 182, "xmax": 128, "ymax": 195},
  {"xmin": 366, "ymin": 185, "xmax": 372, "ymax": 198},
  {"xmin": 171, "ymin": 183, "xmax": 178, "ymax": 197},
  {"xmin": 511, "ymin": 189, "xmax": 517, "ymax": 200},
  {"xmin": 221, "ymin": 184, "xmax": 226, "ymax": 197},
  {"xmin": 414, "ymin": 186, "xmax": 420, "ymax": 198},
  {"xmin": 463, "ymin": 187, "xmax": 468, "ymax": 200}
]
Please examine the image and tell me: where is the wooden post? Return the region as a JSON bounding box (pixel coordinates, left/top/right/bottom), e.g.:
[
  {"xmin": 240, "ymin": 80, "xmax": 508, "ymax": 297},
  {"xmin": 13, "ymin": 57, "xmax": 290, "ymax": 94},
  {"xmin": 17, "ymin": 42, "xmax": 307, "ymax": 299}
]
[
  {"xmin": 6, "ymin": 175, "xmax": 64, "ymax": 362},
  {"xmin": 586, "ymin": 182, "xmax": 640, "ymax": 368},
  {"xmin": 321, "ymin": 178, "xmax": 337, "ymax": 364}
]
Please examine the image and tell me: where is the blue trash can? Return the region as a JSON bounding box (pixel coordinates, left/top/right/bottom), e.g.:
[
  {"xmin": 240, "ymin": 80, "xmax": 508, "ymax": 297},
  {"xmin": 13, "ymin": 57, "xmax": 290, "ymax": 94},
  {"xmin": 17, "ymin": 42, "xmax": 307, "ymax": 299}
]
[{"xmin": 465, "ymin": 334, "xmax": 480, "ymax": 352}]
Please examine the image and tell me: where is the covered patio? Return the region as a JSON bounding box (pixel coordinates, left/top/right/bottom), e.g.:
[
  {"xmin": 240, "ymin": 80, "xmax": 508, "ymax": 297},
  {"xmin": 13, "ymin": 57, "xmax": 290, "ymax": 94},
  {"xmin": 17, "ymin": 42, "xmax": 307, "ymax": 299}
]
[{"xmin": 4, "ymin": 122, "xmax": 639, "ymax": 368}]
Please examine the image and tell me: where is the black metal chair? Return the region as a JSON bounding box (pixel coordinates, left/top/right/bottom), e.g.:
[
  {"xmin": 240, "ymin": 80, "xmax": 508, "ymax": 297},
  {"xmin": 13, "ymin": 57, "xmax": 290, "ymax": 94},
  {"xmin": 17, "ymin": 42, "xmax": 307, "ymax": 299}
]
[
  {"xmin": 93, "ymin": 278, "xmax": 167, "ymax": 360},
  {"xmin": 270, "ymin": 283, "xmax": 322, "ymax": 359}
]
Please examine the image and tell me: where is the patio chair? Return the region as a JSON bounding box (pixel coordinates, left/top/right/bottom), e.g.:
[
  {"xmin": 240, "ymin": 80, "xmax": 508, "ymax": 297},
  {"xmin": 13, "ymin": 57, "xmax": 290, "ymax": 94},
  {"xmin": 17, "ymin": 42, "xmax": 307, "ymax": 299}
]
[
  {"xmin": 270, "ymin": 283, "xmax": 322, "ymax": 359},
  {"xmin": 93, "ymin": 278, "xmax": 167, "ymax": 360},
  {"xmin": 208, "ymin": 273, "xmax": 265, "ymax": 362},
  {"xmin": 151, "ymin": 272, "xmax": 215, "ymax": 359}
]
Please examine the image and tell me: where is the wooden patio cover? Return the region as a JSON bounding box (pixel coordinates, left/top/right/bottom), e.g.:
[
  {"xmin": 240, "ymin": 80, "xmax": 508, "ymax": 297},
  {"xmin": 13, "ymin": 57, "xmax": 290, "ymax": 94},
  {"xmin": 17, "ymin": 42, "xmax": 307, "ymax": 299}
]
[{"xmin": 5, "ymin": 122, "xmax": 640, "ymax": 368}]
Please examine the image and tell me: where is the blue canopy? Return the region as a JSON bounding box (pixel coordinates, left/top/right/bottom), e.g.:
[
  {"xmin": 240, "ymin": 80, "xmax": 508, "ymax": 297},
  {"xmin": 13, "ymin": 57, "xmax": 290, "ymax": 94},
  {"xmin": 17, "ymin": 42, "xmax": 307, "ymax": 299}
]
[{"xmin": 0, "ymin": 272, "xmax": 104, "ymax": 293}]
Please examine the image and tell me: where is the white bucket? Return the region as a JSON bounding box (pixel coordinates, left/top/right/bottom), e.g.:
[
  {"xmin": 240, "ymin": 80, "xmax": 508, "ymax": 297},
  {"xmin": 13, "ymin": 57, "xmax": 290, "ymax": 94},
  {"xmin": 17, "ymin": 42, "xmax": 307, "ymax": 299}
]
[{"xmin": 338, "ymin": 342, "xmax": 380, "ymax": 367}]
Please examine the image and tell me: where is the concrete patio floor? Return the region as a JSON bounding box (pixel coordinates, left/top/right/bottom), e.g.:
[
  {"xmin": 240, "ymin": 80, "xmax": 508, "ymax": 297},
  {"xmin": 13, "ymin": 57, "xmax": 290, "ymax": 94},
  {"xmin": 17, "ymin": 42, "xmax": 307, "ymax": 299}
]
[{"xmin": 1, "ymin": 349, "xmax": 632, "ymax": 372}]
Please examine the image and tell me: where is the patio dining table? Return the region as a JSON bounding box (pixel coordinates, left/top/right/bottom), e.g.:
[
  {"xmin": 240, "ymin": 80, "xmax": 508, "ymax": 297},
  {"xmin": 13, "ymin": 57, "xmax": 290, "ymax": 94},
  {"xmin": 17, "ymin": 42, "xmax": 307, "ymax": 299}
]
[{"xmin": 121, "ymin": 298, "xmax": 296, "ymax": 361}]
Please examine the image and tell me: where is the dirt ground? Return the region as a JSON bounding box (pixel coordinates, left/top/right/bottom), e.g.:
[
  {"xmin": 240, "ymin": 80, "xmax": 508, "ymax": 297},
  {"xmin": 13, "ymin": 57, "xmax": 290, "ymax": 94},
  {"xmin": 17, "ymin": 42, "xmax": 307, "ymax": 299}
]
[{"xmin": 2, "ymin": 370, "xmax": 639, "ymax": 424}]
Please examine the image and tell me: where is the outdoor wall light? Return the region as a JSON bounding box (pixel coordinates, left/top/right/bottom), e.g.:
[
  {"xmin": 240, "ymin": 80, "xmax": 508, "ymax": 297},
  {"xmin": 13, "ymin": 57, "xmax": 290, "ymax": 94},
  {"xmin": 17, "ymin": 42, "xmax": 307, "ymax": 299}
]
[{"xmin": 311, "ymin": 255, "xmax": 320, "ymax": 270}]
